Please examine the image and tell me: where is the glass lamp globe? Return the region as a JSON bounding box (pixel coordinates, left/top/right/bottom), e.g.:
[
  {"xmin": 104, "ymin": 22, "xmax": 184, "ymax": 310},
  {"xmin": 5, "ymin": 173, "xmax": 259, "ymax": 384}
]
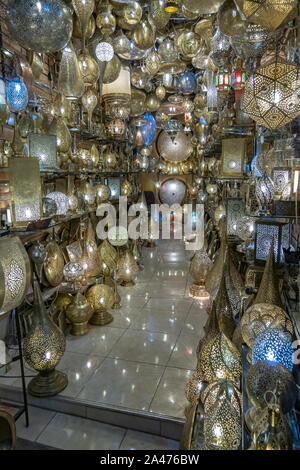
[
  {"xmin": 178, "ymin": 71, "xmax": 197, "ymax": 94},
  {"xmin": 96, "ymin": 3, "xmax": 116, "ymax": 36},
  {"xmin": 252, "ymin": 328, "xmax": 294, "ymax": 371},
  {"xmin": 140, "ymin": 113, "xmax": 157, "ymax": 146},
  {"xmin": 6, "ymin": 79, "xmax": 28, "ymax": 112},
  {"xmin": 95, "ymin": 42, "xmax": 114, "ymax": 62}
]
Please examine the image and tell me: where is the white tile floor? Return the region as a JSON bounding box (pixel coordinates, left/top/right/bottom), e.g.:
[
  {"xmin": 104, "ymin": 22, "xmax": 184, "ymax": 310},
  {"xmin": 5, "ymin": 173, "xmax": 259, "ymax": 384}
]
[
  {"xmin": 1, "ymin": 239, "xmax": 206, "ymax": 425},
  {"xmin": 15, "ymin": 406, "xmax": 179, "ymax": 450}
]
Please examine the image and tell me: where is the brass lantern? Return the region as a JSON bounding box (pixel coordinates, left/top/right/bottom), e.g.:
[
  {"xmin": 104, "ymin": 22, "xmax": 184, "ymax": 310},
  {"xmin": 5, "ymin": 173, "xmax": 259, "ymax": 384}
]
[
  {"xmin": 254, "ymin": 238, "xmax": 284, "ymax": 308},
  {"xmin": 198, "ymin": 332, "xmax": 242, "ymax": 387},
  {"xmin": 203, "ymin": 386, "xmax": 242, "ymax": 450},
  {"xmin": 66, "ymin": 292, "xmax": 93, "ymax": 336},
  {"xmin": 86, "ymin": 283, "xmax": 114, "ymax": 325},
  {"xmin": 189, "ymin": 247, "xmax": 212, "ymax": 306},
  {"xmin": 242, "ymin": 54, "xmax": 300, "ymax": 130},
  {"xmin": 246, "ymin": 361, "xmax": 297, "ymax": 414},
  {"xmin": 117, "ymin": 250, "xmax": 138, "ymax": 286},
  {"xmin": 234, "ymin": 0, "xmax": 297, "ymax": 32},
  {"xmin": 202, "ymin": 379, "xmax": 241, "ymax": 416},
  {"xmin": 23, "ymin": 275, "xmax": 67, "ymax": 397},
  {"xmin": 185, "ymin": 368, "xmax": 206, "ymax": 405}
]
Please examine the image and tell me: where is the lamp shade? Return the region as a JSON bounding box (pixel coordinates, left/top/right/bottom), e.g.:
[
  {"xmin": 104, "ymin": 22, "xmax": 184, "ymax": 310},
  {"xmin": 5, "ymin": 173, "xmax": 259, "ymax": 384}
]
[
  {"xmin": 102, "ymin": 67, "xmax": 131, "ymax": 103},
  {"xmin": 140, "ymin": 113, "xmax": 157, "ymax": 146},
  {"xmin": 0, "ymin": 237, "xmax": 31, "ymax": 315},
  {"xmin": 252, "ymin": 328, "xmax": 294, "ymax": 371},
  {"xmin": 6, "ymin": 79, "xmax": 28, "ymax": 112},
  {"xmin": 29, "ymin": 134, "xmax": 57, "ymax": 169}
]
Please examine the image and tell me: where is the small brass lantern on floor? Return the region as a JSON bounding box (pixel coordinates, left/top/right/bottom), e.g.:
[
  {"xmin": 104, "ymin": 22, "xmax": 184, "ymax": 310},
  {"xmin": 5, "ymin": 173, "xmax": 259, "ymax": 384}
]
[
  {"xmin": 66, "ymin": 292, "xmax": 93, "ymax": 336},
  {"xmin": 86, "ymin": 283, "xmax": 114, "ymax": 326}
]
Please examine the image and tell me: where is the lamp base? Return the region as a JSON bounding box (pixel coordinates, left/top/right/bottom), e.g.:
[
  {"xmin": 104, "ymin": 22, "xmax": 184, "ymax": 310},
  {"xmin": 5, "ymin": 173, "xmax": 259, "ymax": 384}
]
[
  {"xmin": 112, "ymin": 301, "xmax": 121, "ymax": 310},
  {"xmin": 189, "ymin": 284, "xmax": 210, "ymax": 306},
  {"xmin": 28, "ymin": 369, "xmax": 68, "ymax": 397},
  {"xmin": 89, "ymin": 310, "xmax": 113, "ymax": 326},
  {"xmin": 69, "ymin": 321, "xmax": 90, "ymax": 336}
]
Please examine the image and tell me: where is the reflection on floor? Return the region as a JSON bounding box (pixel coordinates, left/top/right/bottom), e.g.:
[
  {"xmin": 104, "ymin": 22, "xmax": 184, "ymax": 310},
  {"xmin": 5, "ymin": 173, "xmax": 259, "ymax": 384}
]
[
  {"xmin": 16, "ymin": 406, "xmax": 179, "ymax": 450},
  {"xmin": 1, "ymin": 240, "xmax": 206, "ymax": 420}
]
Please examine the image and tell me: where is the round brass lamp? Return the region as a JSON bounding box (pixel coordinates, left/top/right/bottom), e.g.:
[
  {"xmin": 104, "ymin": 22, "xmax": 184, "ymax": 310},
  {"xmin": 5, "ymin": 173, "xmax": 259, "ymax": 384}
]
[
  {"xmin": 66, "ymin": 292, "xmax": 93, "ymax": 336},
  {"xmin": 86, "ymin": 283, "xmax": 114, "ymax": 326},
  {"xmin": 117, "ymin": 250, "xmax": 138, "ymax": 286}
]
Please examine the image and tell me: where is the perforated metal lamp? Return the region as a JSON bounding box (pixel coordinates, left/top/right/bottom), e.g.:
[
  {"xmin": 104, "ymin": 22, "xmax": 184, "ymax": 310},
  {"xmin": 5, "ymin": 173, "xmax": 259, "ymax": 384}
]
[{"xmin": 254, "ymin": 219, "xmax": 290, "ymax": 265}]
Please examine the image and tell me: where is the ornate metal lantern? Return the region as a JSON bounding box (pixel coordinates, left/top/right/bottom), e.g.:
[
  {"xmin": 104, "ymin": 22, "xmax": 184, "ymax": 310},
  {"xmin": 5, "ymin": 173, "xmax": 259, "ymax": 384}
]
[
  {"xmin": 241, "ymin": 303, "xmax": 293, "ymax": 349},
  {"xmin": 242, "ymin": 54, "xmax": 300, "ymax": 130},
  {"xmin": 29, "ymin": 134, "xmax": 57, "ymax": 170},
  {"xmin": 254, "ymin": 219, "xmax": 290, "ymax": 265}
]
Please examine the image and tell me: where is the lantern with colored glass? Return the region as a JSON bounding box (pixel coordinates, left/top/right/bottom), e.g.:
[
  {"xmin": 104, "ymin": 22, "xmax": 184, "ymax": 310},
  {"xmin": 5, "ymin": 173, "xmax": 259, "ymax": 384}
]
[
  {"xmin": 252, "ymin": 328, "xmax": 294, "ymax": 372},
  {"xmin": 231, "ymin": 60, "xmax": 246, "ymax": 89},
  {"xmin": 164, "ymin": 0, "xmax": 180, "ymax": 13},
  {"xmin": 216, "ymin": 69, "xmax": 231, "ymax": 90}
]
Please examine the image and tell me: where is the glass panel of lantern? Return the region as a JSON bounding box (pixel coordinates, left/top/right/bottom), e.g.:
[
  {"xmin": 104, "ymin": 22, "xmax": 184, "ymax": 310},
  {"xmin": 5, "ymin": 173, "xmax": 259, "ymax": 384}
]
[
  {"xmin": 107, "ymin": 177, "xmax": 120, "ymax": 200},
  {"xmin": 226, "ymin": 198, "xmax": 245, "ymax": 239},
  {"xmin": 231, "ymin": 60, "xmax": 246, "ymax": 89},
  {"xmin": 254, "ymin": 219, "xmax": 290, "ymax": 265},
  {"xmin": 216, "ymin": 69, "xmax": 231, "ymax": 90},
  {"xmin": 272, "ymin": 168, "xmax": 291, "ymax": 200},
  {"xmin": 29, "ymin": 134, "xmax": 57, "ymax": 170}
]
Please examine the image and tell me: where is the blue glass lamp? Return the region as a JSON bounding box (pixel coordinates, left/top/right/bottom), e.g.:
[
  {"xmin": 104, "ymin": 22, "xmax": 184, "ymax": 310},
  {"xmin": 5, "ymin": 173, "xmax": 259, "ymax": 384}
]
[
  {"xmin": 6, "ymin": 78, "xmax": 28, "ymax": 112},
  {"xmin": 140, "ymin": 113, "xmax": 157, "ymax": 146},
  {"xmin": 252, "ymin": 328, "xmax": 294, "ymax": 372},
  {"xmin": 178, "ymin": 71, "xmax": 197, "ymax": 95}
]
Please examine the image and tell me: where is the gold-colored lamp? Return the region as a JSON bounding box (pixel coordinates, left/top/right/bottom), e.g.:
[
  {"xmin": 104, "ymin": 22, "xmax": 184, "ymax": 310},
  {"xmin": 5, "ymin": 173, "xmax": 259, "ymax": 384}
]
[
  {"xmin": 117, "ymin": 250, "xmax": 138, "ymax": 286},
  {"xmin": 86, "ymin": 283, "xmax": 114, "ymax": 325},
  {"xmin": 0, "ymin": 237, "xmax": 31, "ymax": 315},
  {"xmin": 23, "ymin": 275, "xmax": 67, "ymax": 397},
  {"xmin": 241, "ymin": 303, "xmax": 293, "ymax": 349},
  {"xmin": 198, "ymin": 332, "xmax": 242, "ymax": 387},
  {"xmin": 66, "ymin": 292, "xmax": 93, "ymax": 336},
  {"xmin": 189, "ymin": 247, "xmax": 212, "ymax": 306}
]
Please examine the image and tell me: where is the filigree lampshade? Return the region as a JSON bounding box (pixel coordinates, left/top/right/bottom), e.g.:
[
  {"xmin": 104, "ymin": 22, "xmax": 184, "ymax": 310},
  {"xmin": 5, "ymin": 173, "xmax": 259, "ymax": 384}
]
[
  {"xmin": 0, "ymin": 237, "xmax": 31, "ymax": 315},
  {"xmin": 24, "ymin": 276, "xmax": 67, "ymax": 397},
  {"xmin": 117, "ymin": 250, "xmax": 138, "ymax": 286},
  {"xmin": 86, "ymin": 283, "xmax": 114, "ymax": 325},
  {"xmin": 201, "ymin": 379, "xmax": 241, "ymax": 417},
  {"xmin": 215, "ymin": 269, "xmax": 235, "ymax": 340},
  {"xmin": 246, "ymin": 360, "xmax": 297, "ymax": 413},
  {"xmin": 6, "ymin": 0, "xmax": 73, "ymax": 53},
  {"xmin": 6, "ymin": 78, "xmax": 28, "ymax": 112},
  {"xmin": 72, "ymin": 0, "xmax": 95, "ymax": 46},
  {"xmin": 254, "ymin": 238, "xmax": 284, "ymax": 308},
  {"xmin": 96, "ymin": 2, "xmax": 116, "ymax": 36},
  {"xmin": 255, "ymin": 175, "xmax": 275, "ymax": 215},
  {"xmin": 203, "ymin": 385, "xmax": 242, "ymax": 450},
  {"xmin": 189, "ymin": 248, "xmax": 212, "ymax": 306},
  {"xmin": 29, "ymin": 134, "xmax": 57, "ymax": 170},
  {"xmin": 241, "ymin": 303, "xmax": 293, "ymax": 349},
  {"xmin": 47, "ymin": 192, "xmax": 69, "ymax": 215},
  {"xmin": 185, "ymin": 369, "xmax": 206, "ymax": 405},
  {"xmin": 234, "ymin": 0, "xmax": 297, "ymax": 32},
  {"xmin": 58, "ymin": 42, "xmax": 85, "ymax": 100},
  {"xmin": 254, "ymin": 220, "xmax": 289, "ymax": 265},
  {"xmin": 66, "ymin": 292, "xmax": 93, "ymax": 336},
  {"xmin": 78, "ymin": 49, "xmax": 100, "ymax": 86},
  {"xmin": 252, "ymin": 328, "xmax": 294, "ymax": 371},
  {"xmin": 199, "ymin": 332, "xmax": 242, "ymax": 386},
  {"xmin": 48, "ymin": 117, "xmax": 71, "ymax": 155},
  {"xmin": 242, "ymin": 55, "xmax": 300, "ymax": 130}
]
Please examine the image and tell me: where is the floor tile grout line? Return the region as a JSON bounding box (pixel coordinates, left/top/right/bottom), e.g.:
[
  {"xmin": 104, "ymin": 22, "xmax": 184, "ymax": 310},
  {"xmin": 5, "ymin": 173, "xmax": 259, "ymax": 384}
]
[
  {"xmin": 34, "ymin": 410, "xmax": 57, "ymax": 443},
  {"xmin": 147, "ymin": 365, "xmax": 167, "ymax": 413}
]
